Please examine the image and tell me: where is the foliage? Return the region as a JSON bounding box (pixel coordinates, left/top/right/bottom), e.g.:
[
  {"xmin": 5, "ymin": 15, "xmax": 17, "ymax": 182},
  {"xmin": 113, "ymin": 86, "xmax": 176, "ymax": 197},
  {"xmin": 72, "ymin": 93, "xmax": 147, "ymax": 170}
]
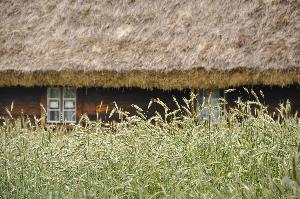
[{"xmin": 0, "ymin": 92, "xmax": 300, "ymax": 198}]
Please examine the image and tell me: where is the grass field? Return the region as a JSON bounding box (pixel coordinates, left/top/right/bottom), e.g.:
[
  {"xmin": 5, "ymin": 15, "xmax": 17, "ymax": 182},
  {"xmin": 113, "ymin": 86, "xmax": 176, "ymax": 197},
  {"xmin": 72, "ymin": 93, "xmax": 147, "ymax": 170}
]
[{"xmin": 0, "ymin": 93, "xmax": 300, "ymax": 198}]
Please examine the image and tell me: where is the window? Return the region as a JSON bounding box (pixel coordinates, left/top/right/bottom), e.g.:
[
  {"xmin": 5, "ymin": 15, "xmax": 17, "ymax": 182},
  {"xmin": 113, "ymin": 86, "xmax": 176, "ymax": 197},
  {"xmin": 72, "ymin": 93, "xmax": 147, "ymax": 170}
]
[
  {"xmin": 196, "ymin": 89, "xmax": 221, "ymax": 124},
  {"xmin": 47, "ymin": 88, "xmax": 61, "ymax": 123},
  {"xmin": 62, "ymin": 88, "xmax": 76, "ymax": 122},
  {"xmin": 47, "ymin": 87, "xmax": 76, "ymax": 123}
]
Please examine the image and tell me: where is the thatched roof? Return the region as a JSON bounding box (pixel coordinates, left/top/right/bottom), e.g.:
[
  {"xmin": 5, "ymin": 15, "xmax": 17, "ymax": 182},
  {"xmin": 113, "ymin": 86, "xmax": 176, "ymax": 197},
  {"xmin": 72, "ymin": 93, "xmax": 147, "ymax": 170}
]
[{"xmin": 0, "ymin": 0, "xmax": 299, "ymax": 89}]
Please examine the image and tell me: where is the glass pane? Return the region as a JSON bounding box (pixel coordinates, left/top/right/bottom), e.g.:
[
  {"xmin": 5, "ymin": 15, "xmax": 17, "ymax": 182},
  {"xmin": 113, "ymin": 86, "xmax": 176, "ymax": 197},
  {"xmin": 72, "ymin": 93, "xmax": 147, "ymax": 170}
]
[
  {"xmin": 64, "ymin": 88, "xmax": 76, "ymax": 98},
  {"xmin": 64, "ymin": 100, "xmax": 75, "ymax": 109},
  {"xmin": 49, "ymin": 100, "xmax": 60, "ymax": 109},
  {"xmin": 64, "ymin": 111, "xmax": 76, "ymax": 122},
  {"xmin": 48, "ymin": 88, "xmax": 60, "ymax": 98},
  {"xmin": 197, "ymin": 89, "xmax": 220, "ymax": 124},
  {"xmin": 49, "ymin": 111, "xmax": 60, "ymax": 122}
]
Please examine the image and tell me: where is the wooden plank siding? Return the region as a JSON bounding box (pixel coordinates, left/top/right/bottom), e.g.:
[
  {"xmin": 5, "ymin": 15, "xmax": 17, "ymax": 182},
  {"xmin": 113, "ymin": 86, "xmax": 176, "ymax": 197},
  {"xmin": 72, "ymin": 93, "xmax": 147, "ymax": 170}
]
[
  {"xmin": 224, "ymin": 85, "xmax": 300, "ymax": 116},
  {"xmin": 0, "ymin": 87, "xmax": 190, "ymax": 123},
  {"xmin": 77, "ymin": 88, "xmax": 190, "ymax": 122},
  {"xmin": 40, "ymin": 89, "xmax": 47, "ymax": 126},
  {"xmin": 0, "ymin": 85, "xmax": 299, "ymax": 124},
  {"xmin": 0, "ymin": 87, "xmax": 45, "ymax": 119}
]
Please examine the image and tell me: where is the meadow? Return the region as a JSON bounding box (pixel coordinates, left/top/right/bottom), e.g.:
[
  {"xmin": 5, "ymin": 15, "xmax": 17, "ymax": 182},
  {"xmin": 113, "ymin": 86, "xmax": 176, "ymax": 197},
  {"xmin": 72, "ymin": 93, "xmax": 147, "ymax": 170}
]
[{"xmin": 0, "ymin": 92, "xmax": 300, "ymax": 198}]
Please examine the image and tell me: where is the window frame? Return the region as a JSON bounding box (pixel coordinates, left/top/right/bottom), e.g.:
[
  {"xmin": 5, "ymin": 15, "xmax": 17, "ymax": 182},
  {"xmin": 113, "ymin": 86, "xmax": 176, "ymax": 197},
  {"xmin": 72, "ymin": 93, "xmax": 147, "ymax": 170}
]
[{"xmin": 46, "ymin": 87, "xmax": 77, "ymax": 124}]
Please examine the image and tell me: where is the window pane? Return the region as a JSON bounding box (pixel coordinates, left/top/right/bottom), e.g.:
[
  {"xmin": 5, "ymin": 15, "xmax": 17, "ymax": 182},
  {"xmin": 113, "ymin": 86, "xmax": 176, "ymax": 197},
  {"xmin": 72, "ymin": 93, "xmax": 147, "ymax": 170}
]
[
  {"xmin": 64, "ymin": 111, "xmax": 76, "ymax": 122},
  {"xmin": 48, "ymin": 88, "xmax": 60, "ymax": 98},
  {"xmin": 64, "ymin": 100, "xmax": 75, "ymax": 109},
  {"xmin": 64, "ymin": 88, "xmax": 76, "ymax": 98},
  {"xmin": 197, "ymin": 89, "xmax": 220, "ymax": 124},
  {"xmin": 49, "ymin": 100, "xmax": 60, "ymax": 109},
  {"xmin": 49, "ymin": 111, "xmax": 60, "ymax": 122}
]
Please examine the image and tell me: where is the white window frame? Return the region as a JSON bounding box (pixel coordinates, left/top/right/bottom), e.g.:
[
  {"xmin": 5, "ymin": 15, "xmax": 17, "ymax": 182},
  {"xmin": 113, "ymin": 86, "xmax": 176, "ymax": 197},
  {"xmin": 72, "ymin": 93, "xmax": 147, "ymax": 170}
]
[{"xmin": 47, "ymin": 87, "xmax": 76, "ymax": 123}]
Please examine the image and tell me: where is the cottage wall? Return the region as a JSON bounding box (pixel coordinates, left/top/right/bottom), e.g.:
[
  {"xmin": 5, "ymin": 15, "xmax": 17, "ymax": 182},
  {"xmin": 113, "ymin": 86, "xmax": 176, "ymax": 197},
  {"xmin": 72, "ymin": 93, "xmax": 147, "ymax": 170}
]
[
  {"xmin": 0, "ymin": 87, "xmax": 44, "ymax": 119},
  {"xmin": 225, "ymin": 85, "xmax": 300, "ymax": 116},
  {"xmin": 0, "ymin": 86, "xmax": 299, "ymax": 123},
  {"xmin": 77, "ymin": 88, "xmax": 190, "ymax": 122},
  {"xmin": 0, "ymin": 87, "xmax": 190, "ymax": 122}
]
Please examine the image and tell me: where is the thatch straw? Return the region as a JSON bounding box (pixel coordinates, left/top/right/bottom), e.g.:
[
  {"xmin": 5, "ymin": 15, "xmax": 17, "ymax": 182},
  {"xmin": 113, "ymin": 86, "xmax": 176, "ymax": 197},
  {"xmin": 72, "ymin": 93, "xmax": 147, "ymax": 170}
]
[
  {"xmin": 0, "ymin": 0, "xmax": 299, "ymax": 88},
  {"xmin": 0, "ymin": 69, "xmax": 300, "ymax": 90}
]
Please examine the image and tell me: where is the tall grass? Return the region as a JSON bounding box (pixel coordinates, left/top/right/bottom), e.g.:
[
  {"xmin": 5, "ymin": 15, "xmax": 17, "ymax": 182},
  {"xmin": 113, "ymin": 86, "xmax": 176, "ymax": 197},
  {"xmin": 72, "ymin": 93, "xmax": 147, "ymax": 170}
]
[{"xmin": 0, "ymin": 92, "xmax": 300, "ymax": 198}]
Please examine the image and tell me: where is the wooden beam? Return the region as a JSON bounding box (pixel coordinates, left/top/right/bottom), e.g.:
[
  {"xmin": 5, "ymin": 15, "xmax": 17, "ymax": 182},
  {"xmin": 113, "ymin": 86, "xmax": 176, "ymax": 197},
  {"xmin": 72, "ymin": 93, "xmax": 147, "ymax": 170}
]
[
  {"xmin": 40, "ymin": 89, "xmax": 47, "ymax": 127},
  {"xmin": 76, "ymin": 89, "xmax": 83, "ymax": 123}
]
